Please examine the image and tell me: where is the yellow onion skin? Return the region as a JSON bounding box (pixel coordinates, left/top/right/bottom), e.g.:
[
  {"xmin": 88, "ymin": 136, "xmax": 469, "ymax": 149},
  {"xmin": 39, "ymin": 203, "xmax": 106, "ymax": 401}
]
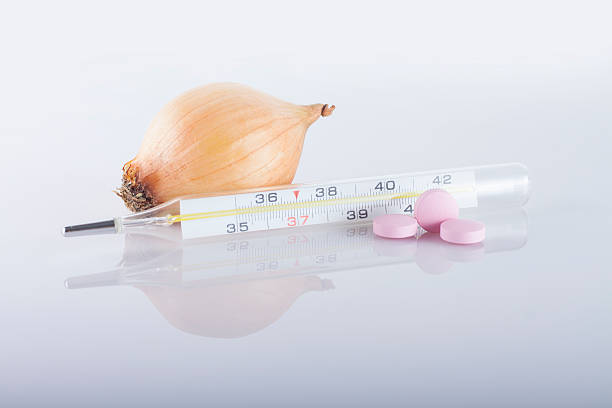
[{"xmin": 119, "ymin": 82, "xmax": 334, "ymax": 212}]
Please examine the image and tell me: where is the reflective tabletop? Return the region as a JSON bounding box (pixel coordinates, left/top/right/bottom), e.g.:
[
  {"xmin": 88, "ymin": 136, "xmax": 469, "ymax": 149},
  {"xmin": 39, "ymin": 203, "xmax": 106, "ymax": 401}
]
[{"xmin": 2, "ymin": 201, "xmax": 611, "ymax": 406}]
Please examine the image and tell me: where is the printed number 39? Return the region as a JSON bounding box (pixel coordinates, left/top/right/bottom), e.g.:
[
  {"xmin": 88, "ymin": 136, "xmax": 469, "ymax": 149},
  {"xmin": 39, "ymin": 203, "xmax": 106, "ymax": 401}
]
[{"xmin": 347, "ymin": 209, "xmax": 368, "ymax": 220}]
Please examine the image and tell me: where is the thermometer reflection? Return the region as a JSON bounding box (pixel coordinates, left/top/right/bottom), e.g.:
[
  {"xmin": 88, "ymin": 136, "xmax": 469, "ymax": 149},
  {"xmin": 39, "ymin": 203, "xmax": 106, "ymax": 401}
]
[{"xmin": 65, "ymin": 208, "xmax": 527, "ymax": 338}]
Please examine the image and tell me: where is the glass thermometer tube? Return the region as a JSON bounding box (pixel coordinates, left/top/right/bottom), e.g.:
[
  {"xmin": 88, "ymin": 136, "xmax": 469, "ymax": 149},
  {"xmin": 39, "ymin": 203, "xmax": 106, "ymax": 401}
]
[{"xmin": 63, "ymin": 163, "xmax": 529, "ymax": 240}]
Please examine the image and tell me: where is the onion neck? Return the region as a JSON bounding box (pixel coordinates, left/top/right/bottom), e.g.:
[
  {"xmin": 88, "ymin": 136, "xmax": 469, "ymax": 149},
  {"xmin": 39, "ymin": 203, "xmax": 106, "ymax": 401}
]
[
  {"xmin": 305, "ymin": 103, "xmax": 335, "ymax": 125},
  {"xmin": 116, "ymin": 160, "xmax": 159, "ymax": 212}
]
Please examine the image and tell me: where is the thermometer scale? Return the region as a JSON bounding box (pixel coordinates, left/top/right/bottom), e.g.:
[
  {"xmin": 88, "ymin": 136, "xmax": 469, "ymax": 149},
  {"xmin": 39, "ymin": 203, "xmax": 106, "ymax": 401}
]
[{"xmin": 63, "ymin": 163, "xmax": 529, "ymax": 240}]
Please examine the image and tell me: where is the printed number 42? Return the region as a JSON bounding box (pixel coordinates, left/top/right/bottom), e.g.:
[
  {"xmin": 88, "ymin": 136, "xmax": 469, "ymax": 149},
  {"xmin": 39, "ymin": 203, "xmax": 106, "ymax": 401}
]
[{"xmin": 433, "ymin": 175, "xmax": 452, "ymax": 184}]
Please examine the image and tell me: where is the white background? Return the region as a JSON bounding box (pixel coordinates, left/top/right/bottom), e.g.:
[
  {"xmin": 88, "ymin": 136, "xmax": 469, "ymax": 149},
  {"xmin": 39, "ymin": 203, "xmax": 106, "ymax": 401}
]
[{"xmin": 1, "ymin": 1, "xmax": 611, "ymax": 406}]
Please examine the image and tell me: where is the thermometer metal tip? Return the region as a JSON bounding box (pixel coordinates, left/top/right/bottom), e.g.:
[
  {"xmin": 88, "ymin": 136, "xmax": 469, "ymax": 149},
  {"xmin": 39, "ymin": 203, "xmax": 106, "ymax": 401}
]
[{"xmin": 62, "ymin": 219, "xmax": 117, "ymax": 237}]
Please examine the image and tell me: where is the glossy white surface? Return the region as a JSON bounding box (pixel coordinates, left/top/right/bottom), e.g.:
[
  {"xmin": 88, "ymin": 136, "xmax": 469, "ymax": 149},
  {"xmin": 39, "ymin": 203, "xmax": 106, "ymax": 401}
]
[{"xmin": 1, "ymin": 1, "xmax": 611, "ymax": 406}]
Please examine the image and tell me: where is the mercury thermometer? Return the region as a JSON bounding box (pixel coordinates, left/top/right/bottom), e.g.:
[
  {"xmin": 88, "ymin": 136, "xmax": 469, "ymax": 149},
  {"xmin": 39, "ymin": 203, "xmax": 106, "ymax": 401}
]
[{"xmin": 63, "ymin": 163, "xmax": 529, "ymax": 240}]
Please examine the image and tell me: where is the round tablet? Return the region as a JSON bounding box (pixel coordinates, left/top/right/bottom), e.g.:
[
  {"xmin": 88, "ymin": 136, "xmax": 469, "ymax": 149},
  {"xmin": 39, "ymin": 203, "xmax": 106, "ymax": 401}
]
[
  {"xmin": 440, "ymin": 218, "xmax": 486, "ymax": 245},
  {"xmin": 414, "ymin": 189, "xmax": 459, "ymax": 232},
  {"xmin": 373, "ymin": 214, "xmax": 418, "ymax": 239}
]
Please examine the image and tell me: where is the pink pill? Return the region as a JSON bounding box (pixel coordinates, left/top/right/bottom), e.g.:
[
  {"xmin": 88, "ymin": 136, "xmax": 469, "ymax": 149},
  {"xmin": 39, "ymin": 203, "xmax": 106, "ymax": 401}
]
[
  {"xmin": 414, "ymin": 189, "xmax": 459, "ymax": 232},
  {"xmin": 440, "ymin": 218, "xmax": 486, "ymax": 245},
  {"xmin": 373, "ymin": 214, "xmax": 418, "ymax": 239}
]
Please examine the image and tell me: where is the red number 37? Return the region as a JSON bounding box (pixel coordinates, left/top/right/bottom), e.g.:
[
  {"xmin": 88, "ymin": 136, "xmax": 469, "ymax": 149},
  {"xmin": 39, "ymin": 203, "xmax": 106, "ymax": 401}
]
[{"xmin": 287, "ymin": 215, "xmax": 309, "ymax": 226}]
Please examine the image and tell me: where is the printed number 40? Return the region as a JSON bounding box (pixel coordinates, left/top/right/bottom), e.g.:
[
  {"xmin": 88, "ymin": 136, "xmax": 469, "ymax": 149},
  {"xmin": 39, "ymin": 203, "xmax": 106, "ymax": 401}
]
[{"xmin": 374, "ymin": 180, "xmax": 396, "ymax": 191}]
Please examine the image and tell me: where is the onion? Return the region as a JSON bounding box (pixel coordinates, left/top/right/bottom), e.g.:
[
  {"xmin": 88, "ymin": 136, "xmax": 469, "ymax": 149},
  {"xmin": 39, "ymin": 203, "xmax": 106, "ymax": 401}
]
[{"xmin": 117, "ymin": 82, "xmax": 334, "ymax": 212}]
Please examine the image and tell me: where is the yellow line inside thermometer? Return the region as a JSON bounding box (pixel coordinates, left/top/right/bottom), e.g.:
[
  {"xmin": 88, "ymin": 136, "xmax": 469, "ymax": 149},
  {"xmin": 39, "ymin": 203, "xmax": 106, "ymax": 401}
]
[{"xmin": 169, "ymin": 190, "xmax": 441, "ymax": 223}]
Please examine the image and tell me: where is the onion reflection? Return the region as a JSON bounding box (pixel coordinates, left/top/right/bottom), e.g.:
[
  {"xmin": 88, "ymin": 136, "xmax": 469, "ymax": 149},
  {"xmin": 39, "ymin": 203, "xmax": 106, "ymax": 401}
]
[{"xmin": 66, "ymin": 208, "xmax": 527, "ymax": 338}]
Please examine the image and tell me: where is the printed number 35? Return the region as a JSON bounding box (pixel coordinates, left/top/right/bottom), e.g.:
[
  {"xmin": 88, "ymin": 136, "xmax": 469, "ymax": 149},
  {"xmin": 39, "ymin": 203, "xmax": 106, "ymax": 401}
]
[{"xmin": 227, "ymin": 222, "xmax": 248, "ymax": 233}]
